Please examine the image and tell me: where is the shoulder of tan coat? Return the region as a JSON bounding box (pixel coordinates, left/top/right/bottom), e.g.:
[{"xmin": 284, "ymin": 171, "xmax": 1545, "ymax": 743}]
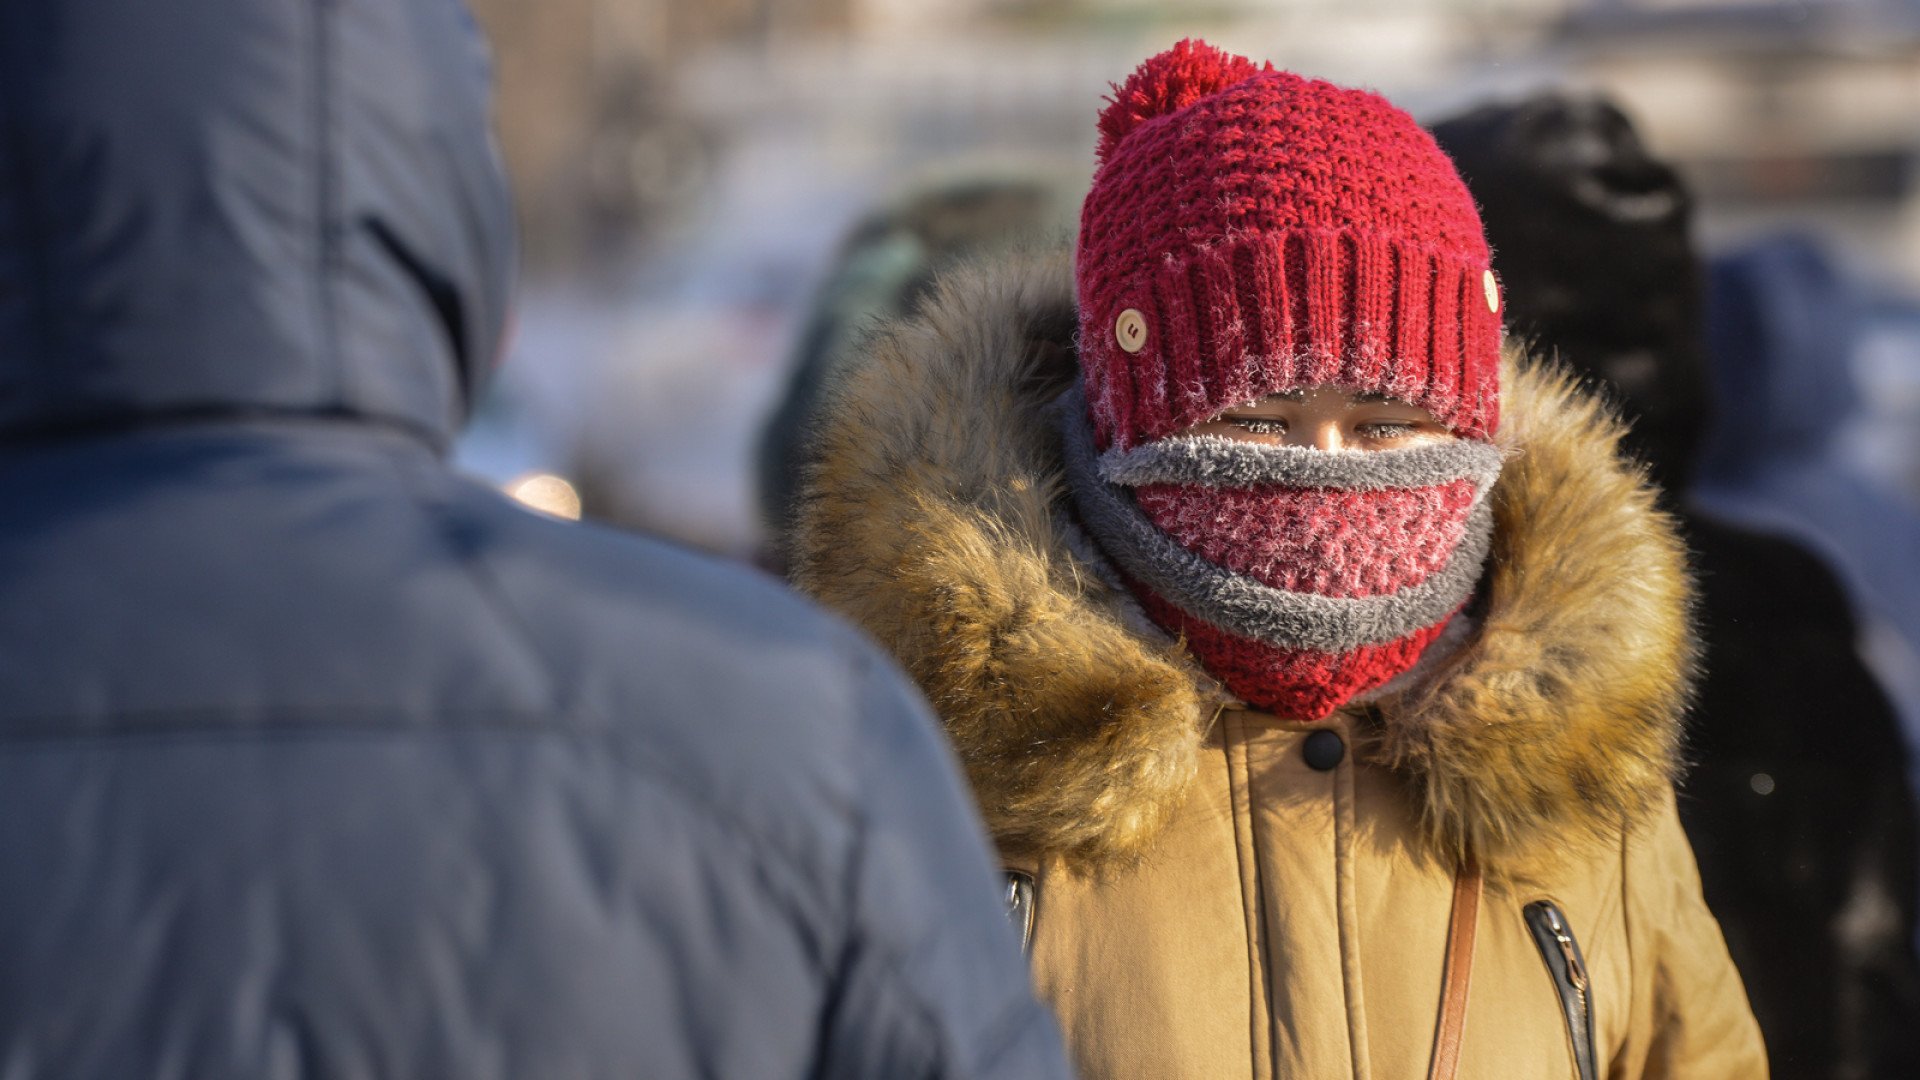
[
  {"xmin": 790, "ymin": 247, "xmax": 1697, "ymax": 878},
  {"xmin": 1609, "ymin": 790, "xmax": 1770, "ymax": 1077}
]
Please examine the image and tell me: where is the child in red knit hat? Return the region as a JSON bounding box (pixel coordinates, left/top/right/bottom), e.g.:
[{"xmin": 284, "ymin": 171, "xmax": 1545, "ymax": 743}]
[
  {"xmin": 792, "ymin": 38, "xmax": 1765, "ymax": 1080},
  {"xmin": 1066, "ymin": 40, "xmax": 1508, "ymax": 722}
]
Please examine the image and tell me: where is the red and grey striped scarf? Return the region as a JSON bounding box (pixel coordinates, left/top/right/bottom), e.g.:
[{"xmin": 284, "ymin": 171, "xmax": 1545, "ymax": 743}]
[{"xmin": 1059, "ymin": 387, "xmax": 1504, "ymax": 720}]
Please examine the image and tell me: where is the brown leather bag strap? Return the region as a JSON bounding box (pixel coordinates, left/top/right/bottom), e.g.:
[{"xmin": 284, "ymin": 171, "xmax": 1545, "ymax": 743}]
[{"xmin": 1427, "ymin": 859, "xmax": 1484, "ymax": 1080}]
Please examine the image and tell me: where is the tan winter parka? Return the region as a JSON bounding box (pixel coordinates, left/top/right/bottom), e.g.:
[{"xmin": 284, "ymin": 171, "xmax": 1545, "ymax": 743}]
[{"xmin": 792, "ymin": 250, "xmax": 1768, "ymax": 1080}]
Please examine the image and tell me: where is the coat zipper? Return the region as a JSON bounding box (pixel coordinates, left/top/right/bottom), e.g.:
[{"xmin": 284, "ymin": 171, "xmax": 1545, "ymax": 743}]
[
  {"xmin": 1523, "ymin": 900, "xmax": 1597, "ymax": 1080},
  {"xmin": 1003, "ymin": 871, "xmax": 1036, "ymax": 956}
]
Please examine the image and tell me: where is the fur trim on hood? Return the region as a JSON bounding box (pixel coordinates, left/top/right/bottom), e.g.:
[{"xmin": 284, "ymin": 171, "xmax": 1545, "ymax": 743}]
[{"xmin": 791, "ymin": 249, "xmax": 1693, "ymax": 877}]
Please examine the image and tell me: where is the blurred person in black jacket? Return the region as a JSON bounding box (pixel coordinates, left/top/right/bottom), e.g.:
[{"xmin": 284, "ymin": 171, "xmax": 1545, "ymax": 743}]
[
  {"xmin": 1433, "ymin": 94, "xmax": 1920, "ymax": 1080},
  {"xmin": 0, "ymin": 2, "xmax": 1071, "ymax": 1078}
]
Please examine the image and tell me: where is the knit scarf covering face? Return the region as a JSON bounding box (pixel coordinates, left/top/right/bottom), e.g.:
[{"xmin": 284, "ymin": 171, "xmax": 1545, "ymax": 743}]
[{"xmin": 1058, "ymin": 387, "xmax": 1505, "ymax": 721}]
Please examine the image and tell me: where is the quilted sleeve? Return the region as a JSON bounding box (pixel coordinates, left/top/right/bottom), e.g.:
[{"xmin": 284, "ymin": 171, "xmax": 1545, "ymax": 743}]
[{"xmin": 1613, "ymin": 790, "xmax": 1770, "ymax": 1079}]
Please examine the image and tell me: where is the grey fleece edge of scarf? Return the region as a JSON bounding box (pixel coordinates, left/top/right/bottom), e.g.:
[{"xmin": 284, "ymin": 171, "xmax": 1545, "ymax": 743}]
[{"xmin": 1098, "ymin": 429, "xmax": 1506, "ymax": 491}]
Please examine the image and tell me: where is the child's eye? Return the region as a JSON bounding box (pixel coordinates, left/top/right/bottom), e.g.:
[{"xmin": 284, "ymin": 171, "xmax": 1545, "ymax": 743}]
[
  {"xmin": 1356, "ymin": 421, "xmax": 1416, "ymax": 439},
  {"xmin": 1230, "ymin": 418, "xmax": 1287, "ymax": 435}
]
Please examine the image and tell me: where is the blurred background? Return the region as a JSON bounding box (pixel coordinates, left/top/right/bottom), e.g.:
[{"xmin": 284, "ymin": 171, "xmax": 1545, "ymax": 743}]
[
  {"xmin": 460, "ymin": 0, "xmax": 1920, "ymax": 559},
  {"xmin": 456, "ymin": 3, "xmax": 1920, "ymax": 1070}
]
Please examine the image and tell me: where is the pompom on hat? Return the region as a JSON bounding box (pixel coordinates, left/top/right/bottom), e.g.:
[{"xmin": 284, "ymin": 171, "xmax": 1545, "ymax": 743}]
[{"xmin": 1077, "ymin": 39, "xmax": 1503, "ymax": 450}]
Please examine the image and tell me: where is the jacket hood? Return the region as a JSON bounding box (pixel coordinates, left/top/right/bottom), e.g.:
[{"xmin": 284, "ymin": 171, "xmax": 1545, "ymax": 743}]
[
  {"xmin": 0, "ymin": 0, "xmax": 514, "ymax": 447},
  {"xmin": 793, "ymin": 249, "xmax": 1695, "ymax": 878}
]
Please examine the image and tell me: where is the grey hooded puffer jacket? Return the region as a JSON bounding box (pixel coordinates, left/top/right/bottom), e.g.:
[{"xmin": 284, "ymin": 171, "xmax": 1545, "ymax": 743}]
[{"xmin": 0, "ymin": 3, "xmax": 1067, "ymax": 1077}]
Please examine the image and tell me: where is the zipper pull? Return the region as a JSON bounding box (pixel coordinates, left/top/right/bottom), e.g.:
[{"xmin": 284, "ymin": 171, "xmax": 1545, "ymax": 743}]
[
  {"xmin": 1003, "ymin": 871, "xmax": 1036, "ymax": 956},
  {"xmin": 1545, "ymin": 906, "xmax": 1590, "ymax": 994}
]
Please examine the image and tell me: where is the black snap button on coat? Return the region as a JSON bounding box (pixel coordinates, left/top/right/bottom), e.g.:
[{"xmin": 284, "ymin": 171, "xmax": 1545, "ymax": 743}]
[{"xmin": 1303, "ymin": 729, "xmax": 1345, "ymax": 771}]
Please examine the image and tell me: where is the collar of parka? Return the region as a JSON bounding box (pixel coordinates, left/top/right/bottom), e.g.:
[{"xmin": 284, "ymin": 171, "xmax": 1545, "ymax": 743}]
[{"xmin": 790, "ymin": 248, "xmax": 1694, "ymax": 881}]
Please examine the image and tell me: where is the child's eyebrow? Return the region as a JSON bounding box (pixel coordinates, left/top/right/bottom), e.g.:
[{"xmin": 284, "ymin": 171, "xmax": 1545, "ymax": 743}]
[{"xmin": 1221, "ymin": 390, "xmax": 1305, "ymax": 410}]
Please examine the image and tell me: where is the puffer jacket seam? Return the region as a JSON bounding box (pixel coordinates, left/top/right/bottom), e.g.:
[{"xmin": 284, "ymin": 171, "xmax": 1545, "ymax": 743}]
[
  {"xmin": 0, "ymin": 708, "xmax": 626, "ymax": 740},
  {"xmin": 836, "ymin": 710, "xmax": 949, "ymax": 1077},
  {"xmin": 0, "ymin": 717, "xmax": 844, "ymax": 978},
  {"xmin": 384, "ymin": 451, "xmax": 562, "ymax": 708},
  {"xmin": 1335, "ymin": 750, "xmax": 1372, "ymax": 1080},
  {"xmin": 823, "ymin": 782, "xmax": 941, "ymax": 1078},
  {"xmin": 1224, "ymin": 711, "xmax": 1276, "ymax": 1078},
  {"xmin": 826, "ymin": 922, "xmax": 1047, "ymax": 1078},
  {"xmin": 0, "ymin": 405, "xmax": 448, "ymax": 453},
  {"xmin": 833, "ymin": 668, "xmax": 1052, "ymax": 1078}
]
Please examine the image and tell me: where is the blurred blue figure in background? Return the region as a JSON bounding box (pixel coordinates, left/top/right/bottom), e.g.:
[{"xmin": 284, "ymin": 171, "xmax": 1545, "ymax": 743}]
[
  {"xmin": 1698, "ymin": 235, "xmax": 1920, "ymax": 766},
  {"xmin": 0, "ymin": 2, "xmax": 1069, "ymax": 1077}
]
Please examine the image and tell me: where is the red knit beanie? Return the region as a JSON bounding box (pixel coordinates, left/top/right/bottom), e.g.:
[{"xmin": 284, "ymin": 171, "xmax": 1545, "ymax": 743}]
[{"xmin": 1077, "ymin": 39, "xmax": 1503, "ymax": 451}]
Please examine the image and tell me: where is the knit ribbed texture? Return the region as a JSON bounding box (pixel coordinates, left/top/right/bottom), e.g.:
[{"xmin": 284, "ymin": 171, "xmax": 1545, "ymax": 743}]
[
  {"xmin": 1135, "ymin": 480, "xmax": 1480, "ymax": 598},
  {"xmin": 1077, "ymin": 40, "xmax": 1501, "ymax": 451},
  {"xmin": 1136, "ymin": 586, "xmax": 1457, "ymax": 722},
  {"xmin": 1129, "ymin": 479, "xmax": 1483, "ymax": 719}
]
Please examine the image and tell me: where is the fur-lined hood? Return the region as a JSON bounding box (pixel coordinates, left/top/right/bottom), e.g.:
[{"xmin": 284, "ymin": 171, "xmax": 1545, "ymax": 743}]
[{"xmin": 792, "ymin": 249, "xmax": 1693, "ymax": 878}]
